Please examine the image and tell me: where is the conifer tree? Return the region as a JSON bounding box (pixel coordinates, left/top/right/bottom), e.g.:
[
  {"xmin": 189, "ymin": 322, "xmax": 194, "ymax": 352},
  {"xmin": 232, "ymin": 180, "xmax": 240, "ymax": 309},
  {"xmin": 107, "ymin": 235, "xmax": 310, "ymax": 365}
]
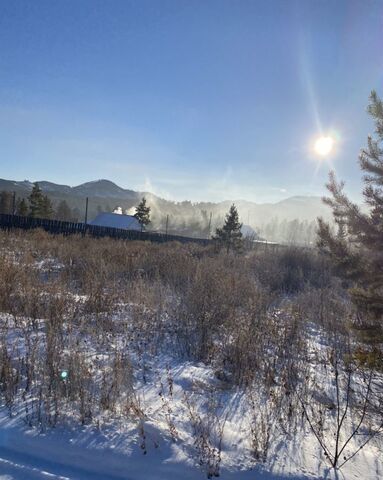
[
  {"xmin": 0, "ymin": 191, "xmax": 13, "ymax": 214},
  {"xmin": 72, "ymin": 207, "xmax": 81, "ymax": 222},
  {"xmin": 213, "ymin": 204, "xmax": 243, "ymax": 253},
  {"xmin": 16, "ymin": 198, "xmax": 28, "ymax": 216},
  {"xmin": 41, "ymin": 195, "xmax": 54, "ymax": 218},
  {"xmin": 317, "ymin": 90, "xmax": 383, "ymax": 322},
  {"xmin": 28, "ymin": 183, "xmax": 44, "ymax": 217},
  {"xmin": 28, "ymin": 183, "xmax": 53, "ymax": 218},
  {"xmin": 134, "ymin": 197, "xmax": 151, "ymax": 231},
  {"xmin": 56, "ymin": 200, "xmax": 73, "ymax": 221}
]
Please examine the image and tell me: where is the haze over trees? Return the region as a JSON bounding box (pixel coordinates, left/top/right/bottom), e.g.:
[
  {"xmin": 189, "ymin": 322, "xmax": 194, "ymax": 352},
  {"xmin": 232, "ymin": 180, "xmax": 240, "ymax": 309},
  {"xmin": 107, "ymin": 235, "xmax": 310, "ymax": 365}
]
[
  {"xmin": 0, "ymin": 177, "xmax": 330, "ymax": 244},
  {"xmin": 56, "ymin": 199, "xmax": 74, "ymax": 221}
]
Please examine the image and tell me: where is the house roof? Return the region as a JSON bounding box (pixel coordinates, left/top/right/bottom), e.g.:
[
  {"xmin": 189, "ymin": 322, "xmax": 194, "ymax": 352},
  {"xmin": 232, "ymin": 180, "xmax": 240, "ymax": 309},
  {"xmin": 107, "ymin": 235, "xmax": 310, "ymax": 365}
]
[{"xmin": 89, "ymin": 212, "xmax": 141, "ymax": 230}]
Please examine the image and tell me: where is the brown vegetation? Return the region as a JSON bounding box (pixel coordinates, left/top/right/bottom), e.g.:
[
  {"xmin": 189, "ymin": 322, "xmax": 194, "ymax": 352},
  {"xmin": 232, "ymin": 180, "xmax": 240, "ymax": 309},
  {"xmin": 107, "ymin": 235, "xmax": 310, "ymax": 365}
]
[{"xmin": 0, "ymin": 228, "xmax": 382, "ymax": 474}]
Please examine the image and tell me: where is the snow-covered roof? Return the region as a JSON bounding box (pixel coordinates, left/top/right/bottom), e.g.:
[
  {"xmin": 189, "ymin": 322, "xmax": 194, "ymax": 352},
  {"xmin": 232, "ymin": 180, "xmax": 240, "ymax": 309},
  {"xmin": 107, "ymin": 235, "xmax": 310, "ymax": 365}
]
[{"xmin": 89, "ymin": 213, "xmax": 141, "ymax": 231}]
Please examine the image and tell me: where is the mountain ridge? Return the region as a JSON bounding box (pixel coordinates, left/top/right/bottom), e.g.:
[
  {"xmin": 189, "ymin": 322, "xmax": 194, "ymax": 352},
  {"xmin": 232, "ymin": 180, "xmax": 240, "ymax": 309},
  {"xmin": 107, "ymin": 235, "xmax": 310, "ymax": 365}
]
[
  {"xmin": 0, "ymin": 177, "xmax": 323, "ymax": 205},
  {"xmin": 0, "ymin": 178, "xmax": 332, "ymax": 230}
]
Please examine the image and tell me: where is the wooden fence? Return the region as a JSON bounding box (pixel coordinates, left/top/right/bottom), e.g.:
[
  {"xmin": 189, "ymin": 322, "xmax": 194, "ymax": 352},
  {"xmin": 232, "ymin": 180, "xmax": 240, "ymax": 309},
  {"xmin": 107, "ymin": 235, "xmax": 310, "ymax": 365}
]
[{"xmin": 0, "ymin": 214, "xmax": 210, "ymax": 245}]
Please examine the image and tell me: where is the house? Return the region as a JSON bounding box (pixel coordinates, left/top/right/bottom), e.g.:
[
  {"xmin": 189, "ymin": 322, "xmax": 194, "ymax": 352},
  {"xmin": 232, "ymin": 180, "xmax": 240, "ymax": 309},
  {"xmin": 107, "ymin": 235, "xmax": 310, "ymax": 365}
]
[{"xmin": 89, "ymin": 212, "xmax": 141, "ymax": 231}]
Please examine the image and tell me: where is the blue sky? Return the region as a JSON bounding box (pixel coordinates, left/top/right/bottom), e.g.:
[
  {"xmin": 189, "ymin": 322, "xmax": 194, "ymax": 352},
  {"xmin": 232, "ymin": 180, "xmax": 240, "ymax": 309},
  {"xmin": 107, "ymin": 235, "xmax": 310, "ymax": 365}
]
[{"xmin": 1, "ymin": 0, "xmax": 382, "ymax": 202}]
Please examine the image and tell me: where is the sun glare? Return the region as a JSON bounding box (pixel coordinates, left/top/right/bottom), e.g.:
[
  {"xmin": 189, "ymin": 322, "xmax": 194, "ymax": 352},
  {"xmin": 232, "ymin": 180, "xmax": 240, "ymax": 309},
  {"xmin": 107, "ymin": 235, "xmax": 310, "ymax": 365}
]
[{"xmin": 314, "ymin": 136, "xmax": 334, "ymax": 156}]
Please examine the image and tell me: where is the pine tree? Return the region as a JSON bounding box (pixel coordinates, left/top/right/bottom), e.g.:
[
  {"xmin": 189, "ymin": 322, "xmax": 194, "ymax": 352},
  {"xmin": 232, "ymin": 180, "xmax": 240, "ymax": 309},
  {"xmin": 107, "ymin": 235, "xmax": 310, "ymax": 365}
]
[
  {"xmin": 16, "ymin": 198, "xmax": 28, "ymax": 216},
  {"xmin": 134, "ymin": 197, "xmax": 151, "ymax": 231},
  {"xmin": 28, "ymin": 183, "xmax": 53, "ymax": 218},
  {"xmin": 56, "ymin": 200, "xmax": 73, "ymax": 221},
  {"xmin": 0, "ymin": 191, "xmax": 13, "ymax": 214},
  {"xmin": 72, "ymin": 207, "xmax": 81, "ymax": 222},
  {"xmin": 41, "ymin": 195, "xmax": 54, "ymax": 219},
  {"xmin": 213, "ymin": 204, "xmax": 243, "ymax": 253},
  {"xmin": 317, "ymin": 90, "xmax": 383, "ymax": 322},
  {"xmin": 28, "ymin": 183, "xmax": 45, "ymax": 217}
]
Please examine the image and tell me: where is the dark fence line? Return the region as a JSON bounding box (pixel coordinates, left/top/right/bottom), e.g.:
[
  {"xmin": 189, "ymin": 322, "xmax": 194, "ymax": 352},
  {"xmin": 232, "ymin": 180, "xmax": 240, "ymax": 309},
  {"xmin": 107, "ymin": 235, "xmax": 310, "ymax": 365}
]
[{"xmin": 0, "ymin": 214, "xmax": 211, "ymax": 245}]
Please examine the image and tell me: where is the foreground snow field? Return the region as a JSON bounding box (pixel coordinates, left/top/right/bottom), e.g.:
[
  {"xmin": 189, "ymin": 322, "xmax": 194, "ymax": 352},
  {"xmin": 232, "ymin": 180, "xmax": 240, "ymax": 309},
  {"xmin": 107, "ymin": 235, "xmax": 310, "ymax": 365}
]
[
  {"xmin": 1, "ymin": 358, "xmax": 382, "ymax": 480},
  {"xmin": 0, "ymin": 421, "xmax": 308, "ymax": 480}
]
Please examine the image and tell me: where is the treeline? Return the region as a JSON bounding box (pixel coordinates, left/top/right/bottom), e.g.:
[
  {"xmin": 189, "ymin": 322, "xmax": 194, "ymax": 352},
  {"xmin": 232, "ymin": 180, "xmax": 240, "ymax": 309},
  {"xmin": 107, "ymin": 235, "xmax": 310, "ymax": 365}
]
[
  {"xmin": 0, "ymin": 184, "xmax": 320, "ymax": 245},
  {"xmin": 0, "ymin": 183, "xmax": 80, "ymax": 221},
  {"xmin": 154, "ymin": 212, "xmax": 317, "ymax": 245},
  {"xmin": 258, "ymin": 218, "xmax": 318, "ymax": 245},
  {"xmin": 154, "ymin": 209, "xmax": 215, "ymax": 238}
]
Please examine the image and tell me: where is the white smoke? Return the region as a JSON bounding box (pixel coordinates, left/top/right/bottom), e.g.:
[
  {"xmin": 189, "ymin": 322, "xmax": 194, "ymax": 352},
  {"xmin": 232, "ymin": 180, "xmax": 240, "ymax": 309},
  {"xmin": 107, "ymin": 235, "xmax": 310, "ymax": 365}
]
[{"xmin": 126, "ymin": 206, "xmax": 137, "ymax": 215}]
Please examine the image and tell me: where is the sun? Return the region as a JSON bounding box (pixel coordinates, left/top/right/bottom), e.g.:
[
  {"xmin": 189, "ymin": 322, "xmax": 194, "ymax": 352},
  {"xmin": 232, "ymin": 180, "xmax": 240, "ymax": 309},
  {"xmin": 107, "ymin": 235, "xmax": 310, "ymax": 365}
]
[{"xmin": 314, "ymin": 136, "xmax": 334, "ymax": 156}]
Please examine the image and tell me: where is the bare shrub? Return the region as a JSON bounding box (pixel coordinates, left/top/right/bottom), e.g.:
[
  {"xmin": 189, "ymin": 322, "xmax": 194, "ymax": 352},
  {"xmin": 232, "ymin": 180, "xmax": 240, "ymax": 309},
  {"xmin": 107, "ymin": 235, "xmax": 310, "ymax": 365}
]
[
  {"xmin": 0, "ymin": 227, "xmax": 381, "ymax": 475},
  {"xmin": 297, "ymin": 331, "xmax": 383, "ymax": 470},
  {"xmin": 184, "ymin": 389, "xmax": 227, "ymax": 478}
]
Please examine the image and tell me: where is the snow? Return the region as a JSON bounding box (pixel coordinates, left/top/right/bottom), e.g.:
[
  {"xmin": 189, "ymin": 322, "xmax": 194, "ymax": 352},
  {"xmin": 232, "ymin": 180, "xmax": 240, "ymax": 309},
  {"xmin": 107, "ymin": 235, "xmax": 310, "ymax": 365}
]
[
  {"xmin": 89, "ymin": 213, "xmax": 141, "ymax": 231},
  {"xmin": 0, "ymin": 304, "xmax": 381, "ymax": 480},
  {"xmin": 1, "ymin": 353, "xmax": 382, "ymax": 480},
  {"xmin": 0, "ymin": 407, "xmax": 315, "ymax": 480}
]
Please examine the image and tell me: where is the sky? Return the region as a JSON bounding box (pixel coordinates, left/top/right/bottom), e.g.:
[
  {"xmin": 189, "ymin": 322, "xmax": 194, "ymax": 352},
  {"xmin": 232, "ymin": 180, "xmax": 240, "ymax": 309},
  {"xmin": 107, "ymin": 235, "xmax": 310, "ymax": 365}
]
[{"xmin": 0, "ymin": 0, "xmax": 382, "ymax": 203}]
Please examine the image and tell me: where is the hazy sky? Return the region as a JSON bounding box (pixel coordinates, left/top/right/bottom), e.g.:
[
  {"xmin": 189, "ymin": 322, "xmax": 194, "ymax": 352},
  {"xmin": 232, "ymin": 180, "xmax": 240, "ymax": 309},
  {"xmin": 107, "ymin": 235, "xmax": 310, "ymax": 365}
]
[{"xmin": 1, "ymin": 0, "xmax": 382, "ymax": 203}]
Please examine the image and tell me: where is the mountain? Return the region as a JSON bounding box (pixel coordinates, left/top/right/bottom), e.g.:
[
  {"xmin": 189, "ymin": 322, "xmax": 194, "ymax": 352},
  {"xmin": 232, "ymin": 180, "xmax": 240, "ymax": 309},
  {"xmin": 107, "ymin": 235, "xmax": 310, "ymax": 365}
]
[
  {"xmin": 0, "ymin": 178, "xmax": 332, "ymax": 241},
  {"xmin": 0, "ymin": 178, "xmax": 148, "ymax": 219},
  {"xmin": 72, "ymin": 180, "xmax": 137, "ymax": 199}
]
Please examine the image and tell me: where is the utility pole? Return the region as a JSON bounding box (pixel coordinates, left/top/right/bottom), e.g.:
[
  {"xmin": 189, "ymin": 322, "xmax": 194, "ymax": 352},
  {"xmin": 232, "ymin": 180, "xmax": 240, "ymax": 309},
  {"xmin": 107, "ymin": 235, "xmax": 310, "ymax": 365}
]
[
  {"xmin": 12, "ymin": 191, "xmax": 16, "ymax": 215},
  {"xmin": 207, "ymin": 211, "xmax": 212, "ymax": 239},
  {"xmin": 165, "ymin": 214, "xmax": 169, "ymax": 238},
  {"xmin": 84, "ymin": 197, "xmax": 89, "ymax": 224}
]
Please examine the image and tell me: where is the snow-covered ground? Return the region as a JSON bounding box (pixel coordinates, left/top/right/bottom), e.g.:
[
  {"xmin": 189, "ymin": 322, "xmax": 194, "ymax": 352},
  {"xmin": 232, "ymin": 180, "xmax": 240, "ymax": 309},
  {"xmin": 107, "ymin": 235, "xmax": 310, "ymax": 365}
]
[
  {"xmin": 1, "ymin": 355, "xmax": 382, "ymax": 480},
  {"xmin": 0, "ymin": 249, "xmax": 381, "ymax": 480},
  {"xmin": 0, "ymin": 416, "xmax": 306, "ymax": 480}
]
